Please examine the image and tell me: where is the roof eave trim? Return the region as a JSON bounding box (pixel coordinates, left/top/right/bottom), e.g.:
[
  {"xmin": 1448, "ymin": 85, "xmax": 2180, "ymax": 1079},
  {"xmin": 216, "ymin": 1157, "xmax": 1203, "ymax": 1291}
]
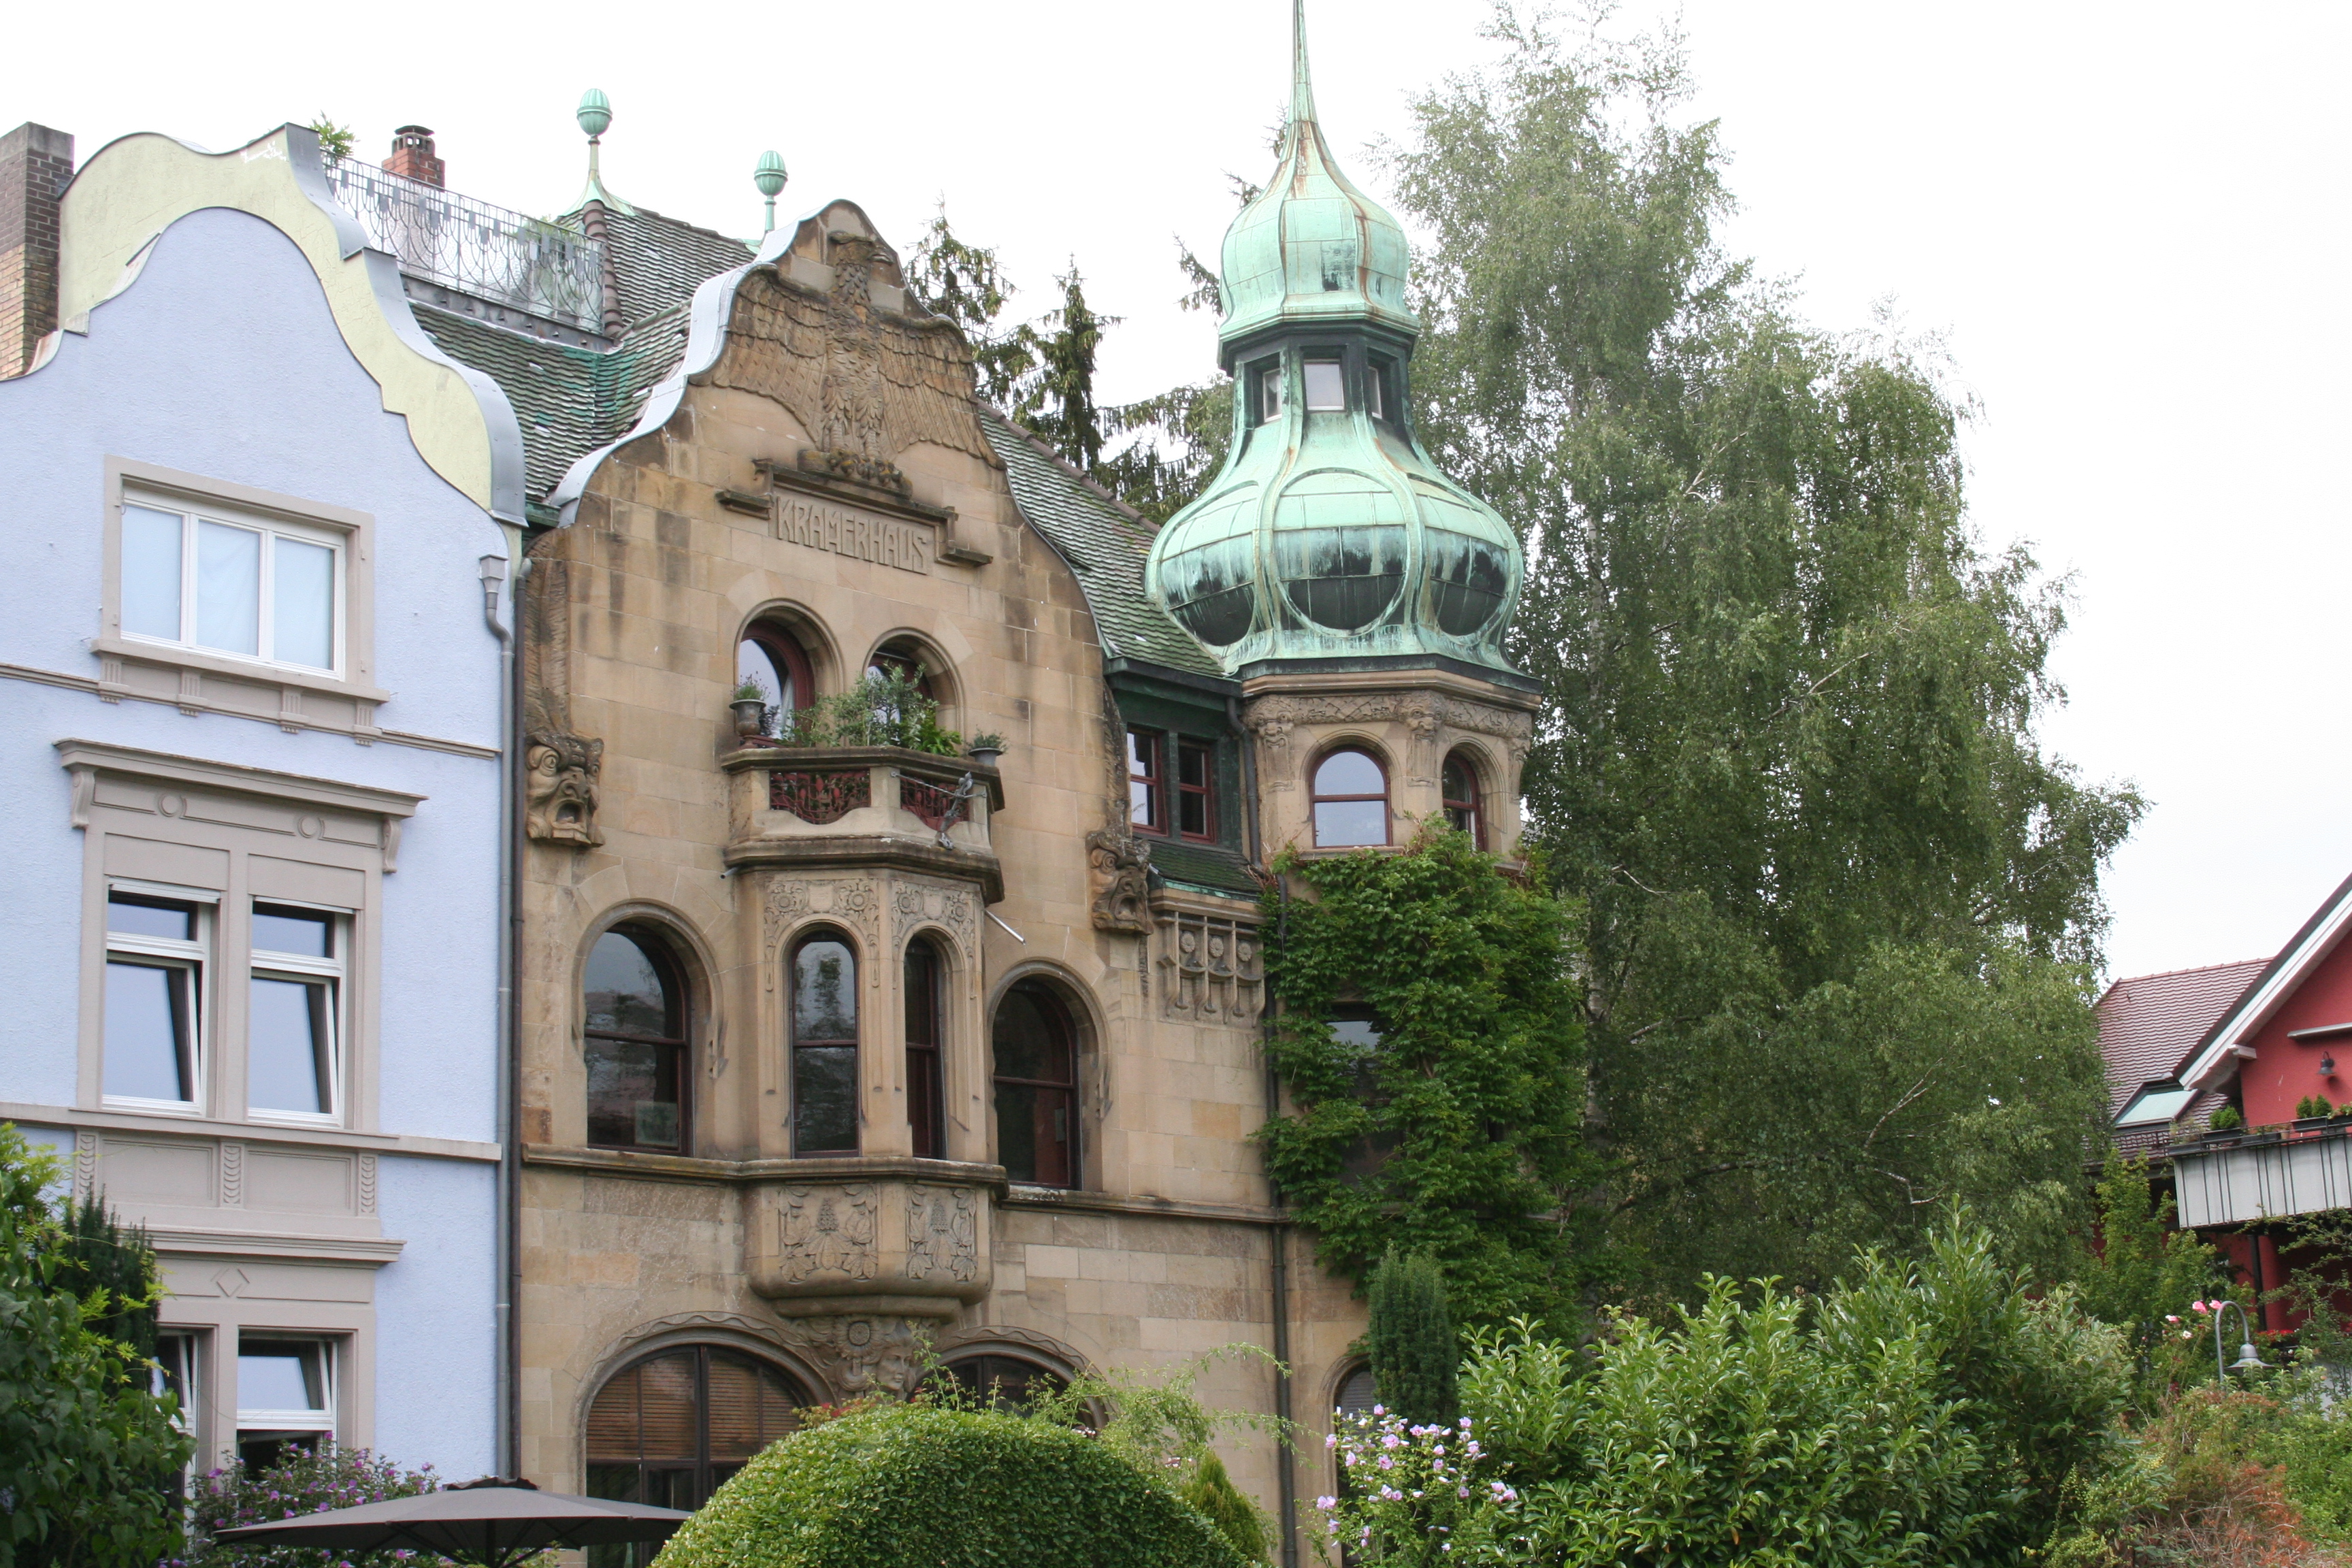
[
  {"xmin": 549, "ymin": 204, "xmax": 826, "ymax": 525},
  {"xmin": 2180, "ymin": 870, "xmax": 2352, "ymax": 1092}
]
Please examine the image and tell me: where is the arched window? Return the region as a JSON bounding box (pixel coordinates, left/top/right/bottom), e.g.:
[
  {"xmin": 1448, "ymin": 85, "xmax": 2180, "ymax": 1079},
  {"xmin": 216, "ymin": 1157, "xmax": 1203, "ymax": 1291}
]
[
  {"xmin": 1441, "ymin": 751, "xmax": 1483, "ymax": 849},
  {"xmin": 736, "ymin": 624, "xmax": 814, "ymax": 738},
  {"xmin": 1312, "ymin": 749, "xmax": 1389, "ymax": 848},
  {"xmin": 1335, "ymin": 1363, "xmax": 1378, "ymax": 1423},
  {"xmin": 927, "ymin": 1352, "xmax": 1068, "ymax": 1414},
  {"xmin": 994, "ymin": 981, "xmax": 1078, "ymax": 1188},
  {"xmin": 904, "ymin": 938, "xmax": 945, "ymax": 1160},
  {"xmin": 584, "ymin": 928, "xmax": 687, "ymax": 1152},
  {"xmin": 790, "ymin": 932, "xmax": 858, "ymax": 1156},
  {"xmin": 585, "ymin": 1345, "xmax": 808, "ymax": 1520}
]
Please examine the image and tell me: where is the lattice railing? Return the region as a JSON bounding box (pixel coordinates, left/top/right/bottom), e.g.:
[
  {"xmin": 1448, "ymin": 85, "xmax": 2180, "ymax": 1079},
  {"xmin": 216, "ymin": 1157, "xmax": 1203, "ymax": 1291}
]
[{"xmin": 321, "ymin": 159, "xmax": 604, "ymax": 331}]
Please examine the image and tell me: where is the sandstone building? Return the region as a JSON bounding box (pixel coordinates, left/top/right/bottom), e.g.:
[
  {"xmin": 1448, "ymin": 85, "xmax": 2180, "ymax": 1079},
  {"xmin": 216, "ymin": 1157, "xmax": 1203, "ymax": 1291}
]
[{"xmin": 0, "ymin": 4, "xmax": 1532, "ymax": 1554}]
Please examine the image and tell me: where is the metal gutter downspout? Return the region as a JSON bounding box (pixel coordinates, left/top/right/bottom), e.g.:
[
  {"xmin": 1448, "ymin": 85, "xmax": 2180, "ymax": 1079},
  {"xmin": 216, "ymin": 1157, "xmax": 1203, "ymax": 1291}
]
[
  {"xmin": 479, "ymin": 552, "xmax": 521, "ymax": 1480},
  {"xmin": 1235, "ymin": 694, "xmax": 1298, "ymax": 1568}
]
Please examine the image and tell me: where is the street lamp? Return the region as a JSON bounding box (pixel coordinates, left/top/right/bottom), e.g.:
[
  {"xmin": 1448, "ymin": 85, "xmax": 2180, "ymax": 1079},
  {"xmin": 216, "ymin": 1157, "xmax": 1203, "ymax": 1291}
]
[{"xmin": 2212, "ymin": 1299, "xmax": 2274, "ymax": 1382}]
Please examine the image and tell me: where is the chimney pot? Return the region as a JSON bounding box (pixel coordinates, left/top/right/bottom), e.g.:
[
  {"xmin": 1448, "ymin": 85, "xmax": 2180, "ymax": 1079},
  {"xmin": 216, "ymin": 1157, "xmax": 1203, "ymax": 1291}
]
[
  {"xmin": 0, "ymin": 122, "xmax": 75, "ymax": 378},
  {"xmin": 384, "ymin": 125, "xmax": 445, "ymax": 189}
]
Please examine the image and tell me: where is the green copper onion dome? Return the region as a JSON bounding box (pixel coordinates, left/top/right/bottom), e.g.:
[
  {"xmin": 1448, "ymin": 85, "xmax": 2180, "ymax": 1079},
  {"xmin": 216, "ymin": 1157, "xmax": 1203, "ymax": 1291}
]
[
  {"xmin": 1145, "ymin": 0, "xmax": 1523, "ymax": 679},
  {"xmin": 1217, "ymin": 3, "xmax": 1416, "ymax": 343}
]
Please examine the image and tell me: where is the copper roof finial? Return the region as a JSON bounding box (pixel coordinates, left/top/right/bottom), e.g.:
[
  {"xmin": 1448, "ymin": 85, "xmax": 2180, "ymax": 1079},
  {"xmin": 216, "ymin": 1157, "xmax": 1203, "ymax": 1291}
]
[{"xmin": 1291, "ymin": 0, "xmax": 1318, "ymax": 131}]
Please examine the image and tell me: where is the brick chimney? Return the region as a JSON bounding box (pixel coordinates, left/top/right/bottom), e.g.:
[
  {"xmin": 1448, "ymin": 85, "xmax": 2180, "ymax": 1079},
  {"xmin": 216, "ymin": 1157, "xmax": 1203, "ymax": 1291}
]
[
  {"xmin": 383, "ymin": 125, "xmax": 444, "ymax": 188},
  {"xmin": 0, "ymin": 122, "xmax": 73, "ymax": 379}
]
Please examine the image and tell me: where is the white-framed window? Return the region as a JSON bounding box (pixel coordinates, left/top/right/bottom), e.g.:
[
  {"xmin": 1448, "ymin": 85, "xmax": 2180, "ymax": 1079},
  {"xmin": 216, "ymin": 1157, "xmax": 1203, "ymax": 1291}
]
[
  {"xmin": 102, "ymin": 883, "xmax": 214, "ymax": 1113},
  {"xmin": 247, "ymin": 903, "xmax": 345, "ymax": 1124},
  {"xmin": 120, "ymin": 493, "xmax": 345, "ymax": 674},
  {"xmin": 236, "ymin": 1333, "xmax": 336, "ymax": 1469},
  {"xmin": 153, "ymin": 1330, "xmax": 199, "ymax": 1432},
  {"xmin": 1303, "ymin": 357, "xmax": 1347, "ymax": 411}
]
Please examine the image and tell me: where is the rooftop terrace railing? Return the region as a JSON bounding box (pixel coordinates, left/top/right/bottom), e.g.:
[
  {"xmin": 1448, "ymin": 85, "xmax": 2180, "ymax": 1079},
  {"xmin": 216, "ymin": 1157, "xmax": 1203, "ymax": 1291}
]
[{"xmin": 322, "ymin": 159, "xmax": 604, "ymax": 333}]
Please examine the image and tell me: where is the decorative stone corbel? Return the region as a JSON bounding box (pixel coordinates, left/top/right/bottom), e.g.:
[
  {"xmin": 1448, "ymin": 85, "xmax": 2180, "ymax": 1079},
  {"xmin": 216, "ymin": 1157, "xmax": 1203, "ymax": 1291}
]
[
  {"xmin": 525, "ymin": 731, "xmax": 605, "ymax": 847},
  {"xmin": 1085, "ymin": 825, "xmax": 1153, "ymax": 934}
]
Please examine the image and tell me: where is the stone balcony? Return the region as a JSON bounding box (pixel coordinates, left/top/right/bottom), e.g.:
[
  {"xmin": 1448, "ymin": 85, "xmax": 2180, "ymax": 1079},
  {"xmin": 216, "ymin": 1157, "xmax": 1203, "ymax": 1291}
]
[{"xmin": 719, "ymin": 745, "xmax": 1004, "ymax": 900}]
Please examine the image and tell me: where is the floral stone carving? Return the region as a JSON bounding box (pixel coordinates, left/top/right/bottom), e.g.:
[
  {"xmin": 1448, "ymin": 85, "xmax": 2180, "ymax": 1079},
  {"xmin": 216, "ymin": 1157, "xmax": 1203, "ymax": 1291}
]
[
  {"xmin": 774, "ymin": 1185, "xmax": 877, "ymax": 1284},
  {"xmin": 904, "ymin": 1186, "xmax": 979, "ymax": 1283}
]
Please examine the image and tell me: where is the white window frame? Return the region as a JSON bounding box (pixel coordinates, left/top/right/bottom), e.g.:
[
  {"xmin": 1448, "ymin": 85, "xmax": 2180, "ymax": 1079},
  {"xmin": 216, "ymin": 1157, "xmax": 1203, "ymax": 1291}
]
[
  {"xmin": 119, "ymin": 490, "xmax": 348, "ymax": 676},
  {"xmin": 246, "ymin": 900, "xmax": 349, "ymax": 1127},
  {"xmin": 101, "ymin": 880, "xmax": 216, "ymax": 1115},
  {"xmin": 234, "ymin": 1333, "xmax": 338, "ymax": 1452}
]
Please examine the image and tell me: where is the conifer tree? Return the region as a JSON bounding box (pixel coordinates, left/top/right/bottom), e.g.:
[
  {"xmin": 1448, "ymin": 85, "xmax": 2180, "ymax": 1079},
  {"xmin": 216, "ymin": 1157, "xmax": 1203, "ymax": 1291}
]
[{"xmin": 1367, "ymin": 1248, "xmax": 1458, "ymax": 1428}]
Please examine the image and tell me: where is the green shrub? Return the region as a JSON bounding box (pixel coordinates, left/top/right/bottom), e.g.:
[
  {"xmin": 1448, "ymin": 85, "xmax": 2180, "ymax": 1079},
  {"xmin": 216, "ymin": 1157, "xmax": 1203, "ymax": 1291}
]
[
  {"xmin": 1176, "ymin": 1452, "xmax": 1267, "ymax": 1563},
  {"xmin": 657, "ymin": 1403, "xmax": 1252, "ymax": 1568},
  {"xmin": 774, "ymin": 668, "xmax": 961, "ymax": 755},
  {"xmin": 2298, "ymin": 1094, "xmax": 2335, "ymax": 1120},
  {"xmin": 0, "ymin": 1124, "xmax": 193, "ymax": 1568},
  {"xmin": 1333, "ymin": 1218, "xmax": 2134, "ymax": 1567},
  {"xmin": 1367, "ymin": 1248, "xmax": 1458, "ymax": 1428},
  {"xmin": 2208, "ymin": 1104, "xmax": 2244, "ymax": 1132}
]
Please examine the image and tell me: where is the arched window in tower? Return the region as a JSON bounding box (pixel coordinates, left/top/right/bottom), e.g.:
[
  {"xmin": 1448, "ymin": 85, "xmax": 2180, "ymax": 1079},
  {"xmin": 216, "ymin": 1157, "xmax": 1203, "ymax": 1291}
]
[
  {"xmin": 924, "ymin": 1352, "xmax": 1069, "ymax": 1414},
  {"xmin": 1311, "ymin": 749, "xmax": 1390, "ymax": 848},
  {"xmin": 736, "ymin": 623, "xmax": 814, "ymax": 739},
  {"xmin": 904, "ymin": 938, "xmax": 945, "ymax": 1160},
  {"xmin": 993, "ymin": 981, "xmax": 1078, "ymax": 1188},
  {"xmin": 790, "ymin": 932, "xmax": 859, "ymax": 1156},
  {"xmin": 583, "ymin": 928, "xmax": 688, "ymax": 1152},
  {"xmin": 1441, "ymin": 751, "xmax": 1484, "ymax": 849},
  {"xmin": 585, "ymin": 1344, "xmax": 807, "ymax": 1527}
]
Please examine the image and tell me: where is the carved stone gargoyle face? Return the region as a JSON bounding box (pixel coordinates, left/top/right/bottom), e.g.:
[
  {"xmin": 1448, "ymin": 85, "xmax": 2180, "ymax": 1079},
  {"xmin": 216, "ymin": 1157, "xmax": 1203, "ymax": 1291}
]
[{"xmin": 525, "ymin": 732, "xmax": 604, "ymax": 847}]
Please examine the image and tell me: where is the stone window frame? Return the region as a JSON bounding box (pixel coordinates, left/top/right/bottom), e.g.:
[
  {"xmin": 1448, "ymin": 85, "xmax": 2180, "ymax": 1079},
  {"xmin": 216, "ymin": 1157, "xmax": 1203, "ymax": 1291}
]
[
  {"xmin": 787, "ymin": 924, "xmax": 864, "ymax": 1159},
  {"xmin": 61, "ymin": 740, "xmax": 420, "ymax": 1133},
  {"xmin": 1309, "ymin": 742, "xmax": 1394, "ymax": 849},
  {"xmin": 157, "ymin": 1293, "xmax": 372, "ymax": 1475},
  {"xmin": 985, "ymin": 966, "xmax": 1098, "ymax": 1192},
  {"xmin": 94, "ymin": 457, "xmax": 389, "ymax": 713}
]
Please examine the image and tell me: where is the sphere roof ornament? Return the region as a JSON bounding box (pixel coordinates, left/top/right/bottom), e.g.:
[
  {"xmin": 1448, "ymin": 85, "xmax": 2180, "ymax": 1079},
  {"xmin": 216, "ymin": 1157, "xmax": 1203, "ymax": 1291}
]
[
  {"xmin": 753, "ymin": 150, "xmax": 788, "ymax": 197},
  {"xmin": 1144, "ymin": 0, "xmax": 1524, "ymax": 683},
  {"xmin": 576, "ymin": 88, "xmax": 612, "ymax": 140}
]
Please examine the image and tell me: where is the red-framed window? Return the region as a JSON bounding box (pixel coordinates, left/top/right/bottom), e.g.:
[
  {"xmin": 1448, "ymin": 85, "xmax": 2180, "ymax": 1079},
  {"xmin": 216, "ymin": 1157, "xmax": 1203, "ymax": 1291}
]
[
  {"xmin": 736, "ymin": 625, "xmax": 815, "ymax": 733},
  {"xmin": 1128, "ymin": 728, "xmax": 1164, "ymax": 833},
  {"xmin": 1176, "ymin": 740, "xmax": 1214, "ymax": 841},
  {"xmin": 1441, "ymin": 751, "xmax": 1484, "ymax": 849}
]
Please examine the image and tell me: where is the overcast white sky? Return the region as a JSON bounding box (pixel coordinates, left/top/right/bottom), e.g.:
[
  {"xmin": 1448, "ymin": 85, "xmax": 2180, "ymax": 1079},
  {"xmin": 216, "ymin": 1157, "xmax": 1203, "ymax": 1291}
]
[{"xmin": 16, "ymin": 1, "xmax": 2347, "ymax": 981}]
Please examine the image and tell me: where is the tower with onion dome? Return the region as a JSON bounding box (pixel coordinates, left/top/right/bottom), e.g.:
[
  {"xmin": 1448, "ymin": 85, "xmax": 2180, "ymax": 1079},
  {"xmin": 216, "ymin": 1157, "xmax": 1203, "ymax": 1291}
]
[{"xmin": 1147, "ymin": 0, "xmax": 1537, "ymax": 858}]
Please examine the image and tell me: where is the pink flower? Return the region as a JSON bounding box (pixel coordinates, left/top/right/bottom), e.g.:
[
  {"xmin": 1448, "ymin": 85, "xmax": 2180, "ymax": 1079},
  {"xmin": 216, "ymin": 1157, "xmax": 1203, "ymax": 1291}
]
[
  {"xmin": 1315, "ymin": 1497, "xmax": 1336, "ymax": 1512},
  {"xmin": 2166, "ymin": 1315, "xmax": 2180, "ymax": 1324}
]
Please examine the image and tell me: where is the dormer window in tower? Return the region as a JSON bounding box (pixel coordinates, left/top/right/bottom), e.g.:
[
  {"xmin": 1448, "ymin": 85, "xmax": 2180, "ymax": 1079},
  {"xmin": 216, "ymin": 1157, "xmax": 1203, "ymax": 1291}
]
[
  {"xmin": 1253, "ymin": 359, "xmax": 1286, "ymax": 424},
  {"xmin": 1303, "ymin": 357, "xmax": 1346, "ymax": 412},
  {"xmin": 1366, "ymin": 355, "xmax": 1394, "ymax": 421}
]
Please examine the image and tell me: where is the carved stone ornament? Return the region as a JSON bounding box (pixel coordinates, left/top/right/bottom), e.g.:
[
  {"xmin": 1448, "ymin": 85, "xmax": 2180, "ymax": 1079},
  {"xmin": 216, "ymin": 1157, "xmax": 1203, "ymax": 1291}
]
[
  {"xmin": 774, "ymin": 1185, "xmax": 878, "ymax": 1284},
  {"xmin": 770, "ymin": 768, "xmax": 871, "ymax": 824},
  {"xmin": 525, "ymin": 731, "xmax": 605, "ymax": 847},
  {"xmin": 1244, "ymin": 691, "xmax": 1535, "ymax": 789},
  {"xmin": 1085, "ymin": 826, "xmax": 1153, "ymax": 934},
  {"xmin": 762, "ymin": 877, "xmax": 883, "ymax": 958},
  {"xmin": 773, "ymin": 1313, "xmax": 929, "ymax": 1401},
  {"xmin": 893, "ymin": 877, "xmax": 978, "ymax": 959},
  {"xmin": 1155, "ymin": 905, "xmax": 1265, "ymax": 1024},
  {"xmin": 904, "ymin": 1186, "xmax": 980, "ymax": 1283}
]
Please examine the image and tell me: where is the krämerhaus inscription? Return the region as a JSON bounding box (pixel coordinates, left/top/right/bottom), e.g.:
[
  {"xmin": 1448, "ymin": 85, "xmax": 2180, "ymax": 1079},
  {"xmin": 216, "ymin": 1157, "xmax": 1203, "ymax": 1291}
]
[{"xmin": 772, "ymin": 494, "xmax": 933, "ymax": 575}]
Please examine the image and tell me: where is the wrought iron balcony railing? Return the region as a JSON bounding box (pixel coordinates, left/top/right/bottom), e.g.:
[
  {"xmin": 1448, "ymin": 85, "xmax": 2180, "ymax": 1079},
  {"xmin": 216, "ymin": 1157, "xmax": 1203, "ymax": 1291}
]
[{"xmin": 321, "ymin": 159, "xmax": 604, "ymax": 332}]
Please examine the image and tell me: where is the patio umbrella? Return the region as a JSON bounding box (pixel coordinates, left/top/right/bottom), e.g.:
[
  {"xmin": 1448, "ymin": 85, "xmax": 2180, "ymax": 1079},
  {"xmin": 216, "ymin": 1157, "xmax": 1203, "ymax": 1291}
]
[{"xmin": 211, "ymin": 1478, "xmax": 693, "ymax": 1568}]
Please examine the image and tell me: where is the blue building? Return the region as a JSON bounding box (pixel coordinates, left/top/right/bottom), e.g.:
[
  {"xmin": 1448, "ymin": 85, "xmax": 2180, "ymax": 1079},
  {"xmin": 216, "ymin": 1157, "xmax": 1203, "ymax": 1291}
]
[{"xmin": 0, "ymin": 120, "xmax": 517, "ymax": 1477}]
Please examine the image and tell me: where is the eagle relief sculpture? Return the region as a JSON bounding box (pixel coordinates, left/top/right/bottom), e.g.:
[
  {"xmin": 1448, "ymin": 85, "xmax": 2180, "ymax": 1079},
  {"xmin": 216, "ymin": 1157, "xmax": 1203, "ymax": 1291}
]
[{"xmin": 777, "ymin": 1184, "xmax": 877, "ymax": 1283}]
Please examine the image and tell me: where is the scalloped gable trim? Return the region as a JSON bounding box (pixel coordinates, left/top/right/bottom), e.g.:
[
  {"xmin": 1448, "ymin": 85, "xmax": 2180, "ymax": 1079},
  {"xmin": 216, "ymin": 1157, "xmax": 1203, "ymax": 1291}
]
[{"xmin": 53, "ymin": 125, "xmax": 525, "ymax": 524}]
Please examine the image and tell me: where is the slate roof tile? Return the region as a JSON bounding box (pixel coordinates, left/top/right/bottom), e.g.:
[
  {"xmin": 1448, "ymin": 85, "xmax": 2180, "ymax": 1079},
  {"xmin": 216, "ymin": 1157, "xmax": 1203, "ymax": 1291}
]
[{"xmin": 978, "ymin": 406, "xmax": 1223, "ymax": 680}]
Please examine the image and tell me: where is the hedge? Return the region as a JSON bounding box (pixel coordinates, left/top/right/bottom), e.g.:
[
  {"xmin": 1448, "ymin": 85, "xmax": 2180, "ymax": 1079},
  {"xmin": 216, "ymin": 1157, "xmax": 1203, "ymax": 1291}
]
[{"xmin": 655, "ymin": 1403, "xmax": 1254, "ymax": 1568}]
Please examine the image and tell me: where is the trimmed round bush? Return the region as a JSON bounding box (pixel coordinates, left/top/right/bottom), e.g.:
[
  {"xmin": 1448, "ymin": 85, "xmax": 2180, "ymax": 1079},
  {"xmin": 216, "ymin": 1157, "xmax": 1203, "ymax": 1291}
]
[{"xmin": 656, "ymin": 1403, "xmax": 1256, "ymax": 1568}]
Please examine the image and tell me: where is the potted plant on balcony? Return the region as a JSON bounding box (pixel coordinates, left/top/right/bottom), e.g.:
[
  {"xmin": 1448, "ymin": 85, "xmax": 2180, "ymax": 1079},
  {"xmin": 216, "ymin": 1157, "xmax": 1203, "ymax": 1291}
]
[
  {"xmin": 731, "ymin": 681, "xmax": 771, "ymax": 742},
  {"xmin": 967, "ymin": 732, "xmax": 1007, "ymax": 769},
  {"xmin": 2193, "ymin": 1103, "xmax": 2247, "ymax": 1148},
  {"xmin": 2295, "ymin": 1094, "xmax": 2337, "ymax": 1131}
]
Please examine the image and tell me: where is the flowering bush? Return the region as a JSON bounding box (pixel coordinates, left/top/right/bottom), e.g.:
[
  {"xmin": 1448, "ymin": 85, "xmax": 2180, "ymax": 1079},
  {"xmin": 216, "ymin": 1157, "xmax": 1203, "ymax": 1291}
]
[
  {"xmin": 1318, "ymin": 1407, "xmax": 1518, "ymax": 1566},
  {"xmin": 178, "ymin": 1446, "xmax": 437, "ymax": 1568}
]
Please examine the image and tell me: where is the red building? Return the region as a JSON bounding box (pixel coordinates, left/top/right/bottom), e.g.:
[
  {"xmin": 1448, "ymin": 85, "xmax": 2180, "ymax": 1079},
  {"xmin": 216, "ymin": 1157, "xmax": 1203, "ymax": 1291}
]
[{"xmin": 2098, "ymin": 873, "xmax": 2352, "ymax": 1334}]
